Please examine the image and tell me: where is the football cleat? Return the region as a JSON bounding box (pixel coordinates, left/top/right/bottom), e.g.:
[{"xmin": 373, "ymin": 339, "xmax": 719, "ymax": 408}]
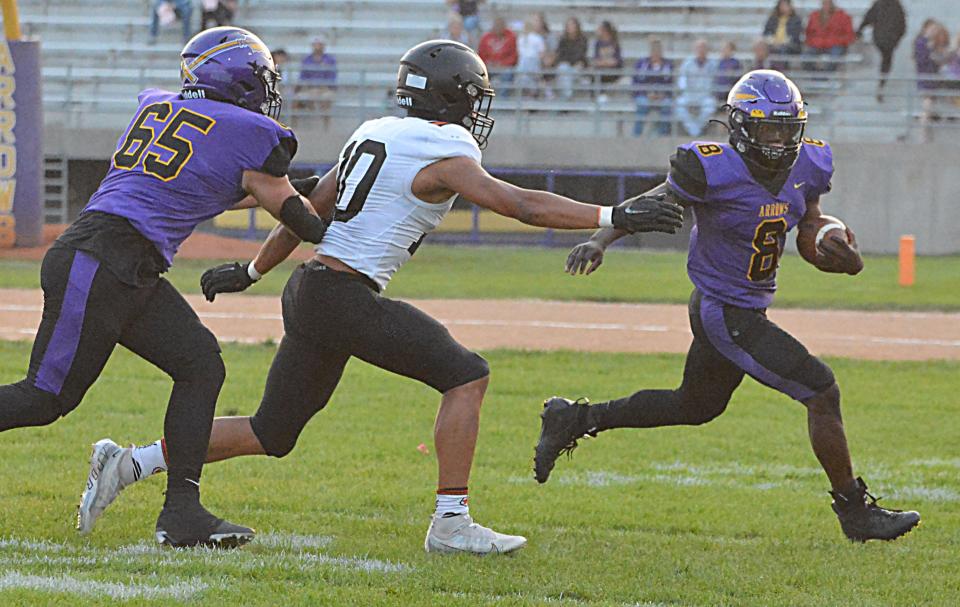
[
  {"xmin": 534, "ymin": 397, "xmax": 596, "ymax": 484},
  {"xmin": 830, "ymin": 477, "xmax": 921, "ymax": 542},
  {"xmin": 78, "ymin": 439, "xmax": 130, "ymax": 535},
  {"xmin": 156, "ymin": 503, "xmax": 255, "ymax": 548},
  {"xmin": 424, "ymin": 513, "xmax": 526, "ymax": 555}
]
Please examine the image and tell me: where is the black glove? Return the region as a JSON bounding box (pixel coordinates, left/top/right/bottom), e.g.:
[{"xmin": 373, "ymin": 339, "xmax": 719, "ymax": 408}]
[
  {"xmin": 201, "ymin": 262, "xmax": 256, "ymax": 302},
  {"xmin": 290, "ymin": 175, "xmax": 320, "ymax": 198},
  {"xmin": 611, "ymin": 193, "xmax": 684, "ymax": 234}
]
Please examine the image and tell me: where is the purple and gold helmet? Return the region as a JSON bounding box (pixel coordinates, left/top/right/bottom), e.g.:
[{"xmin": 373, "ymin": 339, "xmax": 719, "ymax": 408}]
[
  {"xmin": 725, "ymin": 70, "xmax": 807, "ymax": 172},
  {"xmin": 180, "ymin": 27, "xmax": 282, "ymax": 120}
]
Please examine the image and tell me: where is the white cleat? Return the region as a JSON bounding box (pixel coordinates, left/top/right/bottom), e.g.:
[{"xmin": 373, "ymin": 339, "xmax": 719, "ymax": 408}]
[
  {"xmin": 424, "ymin": 513, "xmax": 527, "ymax": 555},
  {"xmin": 77, "ymin": 439, "xmax": 132, "ymax": 535}
]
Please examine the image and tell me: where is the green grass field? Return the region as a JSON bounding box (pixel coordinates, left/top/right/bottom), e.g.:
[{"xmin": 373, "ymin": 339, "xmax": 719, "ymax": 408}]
[
  {"xmin": 1, "ymin": 342, "xmax": 958, "ymax": 606},
  {"xmin": 2, "ymin": 245, "xmax": 957, "ymax": 310}
]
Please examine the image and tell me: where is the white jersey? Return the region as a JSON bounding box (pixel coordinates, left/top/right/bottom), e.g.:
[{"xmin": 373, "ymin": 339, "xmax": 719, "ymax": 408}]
[{"xmin": 317, "ymin": 116, "xmax": 482, "ymax": 290}]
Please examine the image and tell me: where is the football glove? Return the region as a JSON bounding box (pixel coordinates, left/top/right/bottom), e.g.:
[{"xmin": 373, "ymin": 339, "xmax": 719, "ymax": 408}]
[
  {"xmin": 201, "ymin": 262, "xmax": 256, "ymax": 302},
  {"xmin": 612, "ymin": 193, "xmax": 684, "ymax": 234}
]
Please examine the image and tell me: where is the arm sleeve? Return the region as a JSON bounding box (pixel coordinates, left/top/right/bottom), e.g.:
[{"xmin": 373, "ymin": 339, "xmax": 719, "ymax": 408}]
[{"xmin": 666, "ymin": 147, "xmax": 708, "ymax": 203}]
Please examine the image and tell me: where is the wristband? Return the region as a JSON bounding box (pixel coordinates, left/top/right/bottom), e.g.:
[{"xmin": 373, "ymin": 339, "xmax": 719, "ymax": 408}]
[
  {"xmin": 815, "ymin": 222, "xmax": 846, "ymax": 248},
  {"xmin": 247, "ymin": 261, "xmax": 262, "ymax": 282},
  {"xmin": 598, "ymin": 206, "xmax": 614, "ymax": 228}
]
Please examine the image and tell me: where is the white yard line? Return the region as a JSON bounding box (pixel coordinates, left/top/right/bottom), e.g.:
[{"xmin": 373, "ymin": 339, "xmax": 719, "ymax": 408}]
[{"xmin": 0, "ymin": 571, "xmax": 207, "ymax": 601}]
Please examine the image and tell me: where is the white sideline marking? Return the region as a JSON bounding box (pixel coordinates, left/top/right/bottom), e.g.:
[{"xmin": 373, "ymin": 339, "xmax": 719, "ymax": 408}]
[
  {"xmin": 1, "ymin": 304, "xmax": 959, "ymax": 348},
  {"xmin": 909, "ymin": 458, "xmax": 960, "ymax": 468},
  {"xmin": 256, "ymin": 532, "xmax": 334, "ymax": 550},
  {"xmin": 0, "ymin": 571, "xmax": 206, "ymax": 601},
  {"xmin": 0, "ymin": 535, "xmax": 408, "ymax": 576},
  {"xmin": 439, "ymin": 319, "xmax": 670, "ymax": 332},
  {"xmin": 517, "ymin": 460, "xmax": 960, "ymax": 502}
]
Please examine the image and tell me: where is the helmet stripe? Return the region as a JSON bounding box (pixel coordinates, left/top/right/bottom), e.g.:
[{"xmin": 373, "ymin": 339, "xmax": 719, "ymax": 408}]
[{"xmin": 182, "ymin": 38, "xmax": 267, "ymax": 84}]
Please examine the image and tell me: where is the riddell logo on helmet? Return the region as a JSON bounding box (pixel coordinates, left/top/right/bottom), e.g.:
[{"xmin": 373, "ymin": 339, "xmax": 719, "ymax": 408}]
[
  {"xmin": 182, "ymin": 89, "xmax": 206, "ymax": 99},
  {"xmin": 397, "ymin": 95, "xmax": 413, "ymax": 107}
]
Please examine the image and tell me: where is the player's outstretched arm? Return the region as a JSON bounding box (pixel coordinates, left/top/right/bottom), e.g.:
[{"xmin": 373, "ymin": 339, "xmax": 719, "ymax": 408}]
[
  {"xmin": 419, "ymin": 157, "xmax": 683, "ymax": 233},
  {"xmin": 243, "ymin": 170, "xmax": 329, "ymax": 244},
  {"xmin": 797, "ymin": 197, "xmax": 863, "ymax": 275},
  {"xmin": 566, "ymin": 182, "xmax": 681, "ymax": 275},
  {"xmin": 201, "ymin": 170, "xmax": 339, "ymax": 302}
]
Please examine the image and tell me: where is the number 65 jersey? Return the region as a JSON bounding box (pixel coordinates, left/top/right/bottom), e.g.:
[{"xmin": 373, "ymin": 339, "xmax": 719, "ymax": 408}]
[
  {"xmin": 667, "ymin": 139, "xmax": 833, "ymax": 309},
  {"xmin": 85, "ymin": 88, "xmax": 297, "ymax": 265},
  {"xmin": 317, "ymin": 116, "xmax": 482, "ymax": 291}
]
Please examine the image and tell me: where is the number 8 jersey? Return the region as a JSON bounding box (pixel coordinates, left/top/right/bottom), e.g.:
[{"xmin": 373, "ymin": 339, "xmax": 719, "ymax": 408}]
[
  {"xmin": 85, "ymin": 88, "xmax": 297, "ymax": 266},
  {"xmin": 317, "ymin": 116, "xmax": 482, "ymax": 290},
  {"xmin": 667, "ymin": 139, "xmax": 833, "ymax": 309}
]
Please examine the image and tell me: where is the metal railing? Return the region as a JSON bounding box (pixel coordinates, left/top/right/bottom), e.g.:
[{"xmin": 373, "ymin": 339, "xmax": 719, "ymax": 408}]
[{"xmin": 42, "ymin": 65, "xmax": 960, "ymax": 141}]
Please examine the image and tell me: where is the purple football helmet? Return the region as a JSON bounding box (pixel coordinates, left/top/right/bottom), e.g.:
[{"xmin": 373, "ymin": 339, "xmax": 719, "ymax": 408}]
[
  {"xmin": 180, "ymin": 26, "xmax": 282, "ymax": 120},
  {"xmin": 725, "ymin": 69, "xmax": 807, "ymax": 172}
]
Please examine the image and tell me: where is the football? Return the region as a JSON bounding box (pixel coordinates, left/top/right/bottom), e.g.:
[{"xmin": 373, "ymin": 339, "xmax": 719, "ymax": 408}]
[{"xmin": 796, "ymin": 214, "xmax": 848, "ymax": 264}]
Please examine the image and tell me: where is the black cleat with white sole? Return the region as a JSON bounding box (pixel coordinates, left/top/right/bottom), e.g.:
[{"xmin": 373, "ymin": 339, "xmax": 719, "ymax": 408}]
[
  {"xmin": 156, "ymin": 503, "xmax": 255, "ymax": 548},
  {"xmin": 831, "ymin": 477, "xmax": 920, "ymax": 542},
  {"xmin": 534, "ymin": 396, "xmax": 596, "ymax": 484}
]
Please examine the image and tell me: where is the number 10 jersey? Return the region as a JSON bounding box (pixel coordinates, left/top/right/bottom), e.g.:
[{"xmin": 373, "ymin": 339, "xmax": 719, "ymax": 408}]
[{"xmin": 318, "ymin": 116, "xmax": 482, "ymax": 291}]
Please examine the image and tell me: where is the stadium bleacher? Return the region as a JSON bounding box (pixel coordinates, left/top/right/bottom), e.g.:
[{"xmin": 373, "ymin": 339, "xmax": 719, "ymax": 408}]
[{"xmin": 20, "ymin": 0, "xmax": 960, "ymax": 141}]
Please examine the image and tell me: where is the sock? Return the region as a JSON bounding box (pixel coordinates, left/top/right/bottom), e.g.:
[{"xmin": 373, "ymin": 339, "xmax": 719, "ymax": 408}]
[
  {"xmin": 435, "ymin": 488, "xmax": 469, "ymax": 518},
  {"xmin": 128, "ymin": 439, "xmax": 168, "ymax": 485}
]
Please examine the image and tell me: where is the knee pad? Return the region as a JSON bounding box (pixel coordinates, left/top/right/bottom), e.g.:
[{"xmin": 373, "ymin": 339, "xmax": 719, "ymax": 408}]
[
  {"xmin": 0, "ymin": 382, "xmax": 65, "ymax": 429},
  {"xmin": 249, "ymin": 411, "xmax": 302, "ymax": 459},
  {"xmin": 171, "ymin": 350, "xmax": 226, "ymax": 387},
  {"xmin": 675, "ymin": 388, "xmax": 730, "ymax": 426}
]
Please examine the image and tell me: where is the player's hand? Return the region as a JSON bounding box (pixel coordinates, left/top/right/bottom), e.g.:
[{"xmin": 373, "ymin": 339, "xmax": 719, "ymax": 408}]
[
  {"xmin": 201, "ymin": 262, "xmax": 257, "ymax": 302},
  {"xmin": 566, "ymin": 241, "xmax": 606, "ymax": 275},
  {"xmin": 612, "ymin": 193, "xmax": 684, "ymax": 234},
  {"xmin": 817, "ymin": 227, "xmax": 863, "ymax": 275},
  {"xmin": 290, "ymin": 175, "xmax": 320, "ymax": 198}
]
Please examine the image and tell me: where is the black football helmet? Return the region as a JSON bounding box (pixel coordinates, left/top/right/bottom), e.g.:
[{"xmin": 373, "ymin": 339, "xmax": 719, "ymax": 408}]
[{"xmin": 396, "ymin": 40, "xmax": 495, "ymax": 149}]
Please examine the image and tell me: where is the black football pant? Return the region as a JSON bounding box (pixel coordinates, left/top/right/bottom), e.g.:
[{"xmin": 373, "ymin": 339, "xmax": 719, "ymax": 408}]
[
  {"xmin": 587, "ymin": 289, "xmax": 836, "ymax": 431},
  {"xmin": 0, "ymin": 246, "xmax": 224, "ymax": 501},
  {"xmin": 250, "ymin": 260, "xmax": 489, "ymax": 458}
]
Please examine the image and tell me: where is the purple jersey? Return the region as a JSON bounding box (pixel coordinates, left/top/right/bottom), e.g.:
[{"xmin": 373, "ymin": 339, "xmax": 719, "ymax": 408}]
[
  {"xmin": 85, "ymin": 88, "xmax": 297, "ymax": 264},
  {"xmin": 668, "ymin": 139, "xmax": 833, "ymax": 308}
]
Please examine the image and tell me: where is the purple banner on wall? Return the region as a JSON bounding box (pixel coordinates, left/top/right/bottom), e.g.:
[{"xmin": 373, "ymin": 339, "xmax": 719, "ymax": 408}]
[{"xmin": 0, "ymin": 39, "xmax": 43, "ymax": 247}]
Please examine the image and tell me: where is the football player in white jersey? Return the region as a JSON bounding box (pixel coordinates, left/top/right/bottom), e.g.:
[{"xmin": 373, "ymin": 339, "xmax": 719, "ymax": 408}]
[{"xmin": 79, "ymin": 40, "xmax": 684, "ymax": 555}]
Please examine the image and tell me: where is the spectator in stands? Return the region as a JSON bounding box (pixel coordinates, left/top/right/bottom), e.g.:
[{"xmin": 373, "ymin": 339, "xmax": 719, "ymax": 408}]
[
  {"xmin": 149, "ymin": 0, "xmax": 194, "ymax": 44},
  {"xmin": 554, "ymin": 17, "xmax": 589, "ymax": 100},
  {"xmin": 633, "ymin": 38, "xmax": 673, "ymax": 137},
  {"xmin": 447, "ymin": 0, "xmax": 484, "ymax": 48},
  {"xmin": 763, "ymin": 0, "xmax": 803, "ymax": 57},
  {"xmin": 805, "ymin": 0, "xmax": 856, "ymax": 71},
  {"xmin": 200, "ymin": 0, "xmax": 237, "ymax": 31},
  {"xmin": 272, "ymin": 48, "xmax": 290, "ymax": 79},
  {"xmin": 914, "ymin": 20, "xmax": 947, "ymax": 92},
  {"xmin": 751, "ymin": 39, "xmax": 773, "ymax": 70},
  {"xmin": 445, "ymin": 13, "xmax": 471, "ymax": 46},
  {"xmin": 533, "ymin": 12, "xmax": 560, "ymax": 98},
  {"xmin": 516, "ymin": 17, "xmax": 547, "ymax": 97},
  {"xmin": 913, "ymin": 21, "xmax": 950, "ymax": 133},
  {"xmin": 676, "ymin": 39, "xmax": 717, "ymax": 137},
  {"xmin": 296, "ymin": 35, "xmax": 338, "ymax": 125},
  {"xmin": 593, "ymin": 20, "xmax": 623, "ymax": 91},
  {"xmin": 856, "ymin": 0, "xmax": 906, "ymax": 102},
  {"xmin": 714, "ymin": 41, "xmax": 742, "ymax": 100},
  {"xmin": 479, "ymin": 15, "xmax": 519, "ymax": 89}
]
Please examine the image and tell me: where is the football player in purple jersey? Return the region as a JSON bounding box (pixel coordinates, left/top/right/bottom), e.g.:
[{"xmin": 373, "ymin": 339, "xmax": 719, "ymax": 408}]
[
  {"xmin": 0, "ymin": 27, "xmax": 327, "ymax": 547},
  {"xmin": 535, "ymin": 70, "xmax": 920, "ymax": 542}
]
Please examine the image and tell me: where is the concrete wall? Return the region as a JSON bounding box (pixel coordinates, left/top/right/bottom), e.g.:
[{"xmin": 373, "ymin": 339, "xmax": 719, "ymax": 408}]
[{"xmin": 44, "ymin": 125, "xmax": 960, "ymax": 254}]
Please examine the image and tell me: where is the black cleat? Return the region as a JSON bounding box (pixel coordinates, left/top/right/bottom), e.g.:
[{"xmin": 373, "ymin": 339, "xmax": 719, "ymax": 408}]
[
  {"xmin": 156, "ymin": 503, "xmax": 255, "ymax": 548},
  {"xmin": 534, "ymin": 397, "xmax": 596, "ymax": 484},
  {"xmin": 830, "ymin": 477, "xmax": 920, "ymax": 542}
]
